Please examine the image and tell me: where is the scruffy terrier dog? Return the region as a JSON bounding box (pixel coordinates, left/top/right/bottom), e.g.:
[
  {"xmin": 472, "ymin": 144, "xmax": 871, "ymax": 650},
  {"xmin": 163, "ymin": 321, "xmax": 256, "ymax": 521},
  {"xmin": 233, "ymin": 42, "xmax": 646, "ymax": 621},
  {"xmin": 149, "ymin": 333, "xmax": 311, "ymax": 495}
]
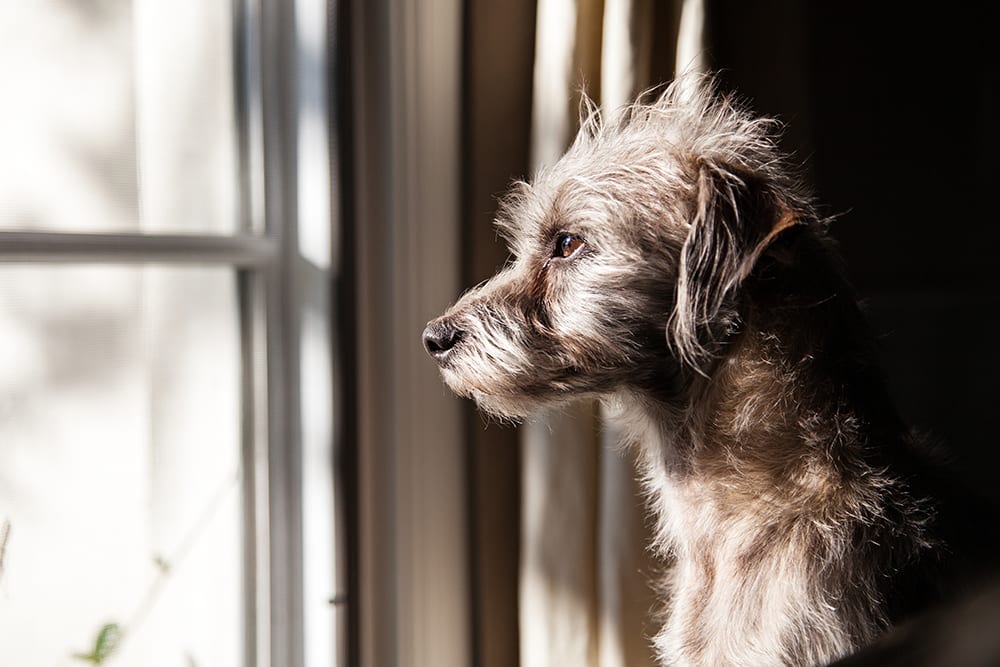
[{"xmin": 423, "ymin": 79, "xmax": 996, "ymax": 665}]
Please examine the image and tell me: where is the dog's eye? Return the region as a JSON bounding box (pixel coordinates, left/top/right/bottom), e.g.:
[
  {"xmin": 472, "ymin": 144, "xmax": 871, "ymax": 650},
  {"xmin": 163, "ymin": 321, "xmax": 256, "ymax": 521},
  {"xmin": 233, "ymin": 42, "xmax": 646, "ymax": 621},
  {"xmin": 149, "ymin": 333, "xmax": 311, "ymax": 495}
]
[{"xmin": 554, "ymin": 234, "xmax": 585, "ymax": 259}]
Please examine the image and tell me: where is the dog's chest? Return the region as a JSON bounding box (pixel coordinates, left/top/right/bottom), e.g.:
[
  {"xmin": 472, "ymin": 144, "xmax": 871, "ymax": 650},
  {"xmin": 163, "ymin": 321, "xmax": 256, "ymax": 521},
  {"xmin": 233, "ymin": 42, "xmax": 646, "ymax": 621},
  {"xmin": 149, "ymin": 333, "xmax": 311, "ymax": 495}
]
[
  {"xmin": 660, "ymin": 537, "xmax": 803, "ymax": 665},
  {"xmin": 653, "ymin": 485, "xmax": 853, "ymax": 665}
]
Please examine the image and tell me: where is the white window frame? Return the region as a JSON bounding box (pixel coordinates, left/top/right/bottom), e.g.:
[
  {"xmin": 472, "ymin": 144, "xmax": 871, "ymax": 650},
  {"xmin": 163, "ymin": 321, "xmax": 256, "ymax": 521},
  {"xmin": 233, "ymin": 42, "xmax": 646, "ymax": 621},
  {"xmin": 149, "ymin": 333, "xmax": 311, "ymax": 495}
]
[{"xmin": 0, "ymin": 1, "xmax": 341, "ymax": 666}]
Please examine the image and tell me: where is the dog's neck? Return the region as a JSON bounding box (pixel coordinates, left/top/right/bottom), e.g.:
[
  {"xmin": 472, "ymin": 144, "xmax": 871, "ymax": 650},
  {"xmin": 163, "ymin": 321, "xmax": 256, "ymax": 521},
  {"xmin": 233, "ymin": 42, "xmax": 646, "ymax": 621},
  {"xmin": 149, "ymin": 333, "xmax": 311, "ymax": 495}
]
[
  {"xmin": 616, "ymin": 236, "xmax": 934, "ymax": 663},
  {"xmin": 641, "ymin": 236, "xmax": 902, "ymax": 483},
  {"xmin": 628, "ymin": 304, "xmax": 897, "ymax": 539}
]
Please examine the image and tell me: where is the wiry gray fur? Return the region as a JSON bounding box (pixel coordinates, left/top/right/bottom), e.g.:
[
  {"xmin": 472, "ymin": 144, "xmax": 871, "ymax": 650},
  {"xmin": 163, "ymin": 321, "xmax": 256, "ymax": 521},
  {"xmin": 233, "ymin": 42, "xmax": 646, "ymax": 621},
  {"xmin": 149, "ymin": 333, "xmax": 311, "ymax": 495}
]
[{"xmin": 423, "ymin": 77, "xmax": 980, "ymax": 665}]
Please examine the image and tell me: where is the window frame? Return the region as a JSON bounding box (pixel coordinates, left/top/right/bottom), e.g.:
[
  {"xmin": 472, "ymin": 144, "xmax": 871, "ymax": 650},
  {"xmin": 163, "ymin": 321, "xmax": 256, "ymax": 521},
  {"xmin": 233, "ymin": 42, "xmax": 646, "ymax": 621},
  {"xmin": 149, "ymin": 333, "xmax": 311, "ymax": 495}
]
[{"xmin": 0, "ymin": 1, "xmax": 341, "ymax": 666}]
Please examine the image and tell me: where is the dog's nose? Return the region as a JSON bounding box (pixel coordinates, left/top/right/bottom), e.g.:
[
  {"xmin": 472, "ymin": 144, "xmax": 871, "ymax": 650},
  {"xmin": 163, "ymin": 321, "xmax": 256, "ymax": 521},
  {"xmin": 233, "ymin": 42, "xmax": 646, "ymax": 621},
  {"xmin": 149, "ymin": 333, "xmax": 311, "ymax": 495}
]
[{"xmin": 423, "ymin": 319, "xmax": 463, "ymax": 359}]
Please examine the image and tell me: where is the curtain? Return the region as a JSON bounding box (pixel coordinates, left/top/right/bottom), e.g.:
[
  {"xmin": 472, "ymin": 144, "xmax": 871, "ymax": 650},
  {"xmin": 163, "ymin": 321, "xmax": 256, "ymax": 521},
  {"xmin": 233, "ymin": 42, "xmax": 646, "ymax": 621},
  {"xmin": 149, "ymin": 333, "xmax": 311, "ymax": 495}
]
[{"xmin": 519, "ymin": 1, "xmax": 703, "ymax": 665}]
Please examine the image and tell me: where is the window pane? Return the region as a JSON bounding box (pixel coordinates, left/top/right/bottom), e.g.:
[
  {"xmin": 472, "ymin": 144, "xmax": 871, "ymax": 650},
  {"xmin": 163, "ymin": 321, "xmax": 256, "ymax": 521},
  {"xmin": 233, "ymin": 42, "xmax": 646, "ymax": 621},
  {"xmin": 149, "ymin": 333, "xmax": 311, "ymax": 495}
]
[
  {"xmin": 0, "ymin": 1, "xmax": 237, "ymax": 234},
  {"xmin": 0, "ymin": 266, "xmax": 243, "ymax": 667}
]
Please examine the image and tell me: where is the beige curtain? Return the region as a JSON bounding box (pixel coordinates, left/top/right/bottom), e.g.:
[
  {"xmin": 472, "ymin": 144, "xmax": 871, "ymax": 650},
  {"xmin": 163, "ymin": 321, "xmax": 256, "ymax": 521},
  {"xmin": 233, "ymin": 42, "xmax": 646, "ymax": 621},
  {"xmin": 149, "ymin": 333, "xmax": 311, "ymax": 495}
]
[{"xmin": 519, "ymin": 1, "xmax": 704, "ymax": 665}]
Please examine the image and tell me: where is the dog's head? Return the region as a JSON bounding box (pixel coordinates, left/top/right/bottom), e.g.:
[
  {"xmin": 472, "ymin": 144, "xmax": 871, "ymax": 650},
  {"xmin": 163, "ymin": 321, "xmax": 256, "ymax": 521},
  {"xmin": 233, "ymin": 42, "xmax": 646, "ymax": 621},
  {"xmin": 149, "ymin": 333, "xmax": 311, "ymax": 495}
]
[{"xmin": 423, "ymin": 80, "xmax": 811, "ymax": 419}]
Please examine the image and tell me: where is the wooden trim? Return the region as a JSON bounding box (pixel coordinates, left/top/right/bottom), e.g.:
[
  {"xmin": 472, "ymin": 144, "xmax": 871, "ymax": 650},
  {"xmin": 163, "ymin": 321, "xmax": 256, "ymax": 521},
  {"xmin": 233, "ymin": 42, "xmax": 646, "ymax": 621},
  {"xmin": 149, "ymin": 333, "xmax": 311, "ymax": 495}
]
[
  {"xmin": 462, "ymin": 0, "xmax": 537, "ymax": 665},
  {"xmin": 350, "ymin": 0, "xmax": 471, "ymax": 665}
]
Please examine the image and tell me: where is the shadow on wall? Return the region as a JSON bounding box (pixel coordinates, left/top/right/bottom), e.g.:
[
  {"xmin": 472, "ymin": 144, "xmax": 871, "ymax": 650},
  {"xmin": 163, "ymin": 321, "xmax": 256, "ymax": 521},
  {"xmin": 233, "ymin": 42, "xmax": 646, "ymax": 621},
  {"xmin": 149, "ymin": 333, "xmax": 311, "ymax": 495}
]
[{"xmin": 864, "ymin": 293, "xmax": 1000, "ymax": 499}]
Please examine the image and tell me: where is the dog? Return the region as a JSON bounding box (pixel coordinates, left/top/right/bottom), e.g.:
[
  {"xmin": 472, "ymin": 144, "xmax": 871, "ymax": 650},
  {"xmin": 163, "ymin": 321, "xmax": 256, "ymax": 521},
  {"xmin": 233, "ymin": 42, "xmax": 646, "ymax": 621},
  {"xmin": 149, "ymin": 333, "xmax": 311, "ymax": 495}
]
[{"xmin": 422, "ymin": 77, "xmax": 998, "ymax": 665}]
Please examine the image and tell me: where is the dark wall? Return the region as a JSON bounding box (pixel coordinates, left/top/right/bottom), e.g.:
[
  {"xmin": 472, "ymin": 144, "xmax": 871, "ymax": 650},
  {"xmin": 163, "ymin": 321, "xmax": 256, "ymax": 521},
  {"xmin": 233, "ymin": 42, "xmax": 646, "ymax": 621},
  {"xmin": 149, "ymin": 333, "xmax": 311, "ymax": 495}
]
[{"xmin": 706, "ymin": 1, "xmax": 1000, "ymax": 494}]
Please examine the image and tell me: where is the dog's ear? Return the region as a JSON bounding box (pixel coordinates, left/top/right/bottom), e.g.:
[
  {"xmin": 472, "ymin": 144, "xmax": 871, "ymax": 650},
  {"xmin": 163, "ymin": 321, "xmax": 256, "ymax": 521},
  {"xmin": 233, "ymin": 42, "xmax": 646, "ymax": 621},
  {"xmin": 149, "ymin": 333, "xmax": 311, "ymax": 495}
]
[{"xmin": 669, "ymin": 160, "xmax": 801, "ymax": 372}]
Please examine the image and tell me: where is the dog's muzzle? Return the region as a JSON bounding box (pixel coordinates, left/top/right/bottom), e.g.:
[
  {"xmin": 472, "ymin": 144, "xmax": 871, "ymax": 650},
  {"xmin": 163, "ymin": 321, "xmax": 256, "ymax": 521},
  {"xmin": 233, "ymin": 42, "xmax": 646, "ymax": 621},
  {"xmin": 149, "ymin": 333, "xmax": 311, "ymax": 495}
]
[{"xmin": 423, "ymin": 318, "xmax": 464, "ymax": 362}]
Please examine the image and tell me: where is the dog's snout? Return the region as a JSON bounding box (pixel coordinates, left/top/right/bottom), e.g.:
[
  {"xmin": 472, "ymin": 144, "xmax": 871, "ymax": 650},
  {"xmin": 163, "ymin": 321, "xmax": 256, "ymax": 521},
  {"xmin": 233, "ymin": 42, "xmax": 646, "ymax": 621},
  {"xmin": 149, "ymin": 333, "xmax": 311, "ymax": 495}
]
[{"xmin": 423, "ymin": 319, "xmax": 463, "ymax": 360}]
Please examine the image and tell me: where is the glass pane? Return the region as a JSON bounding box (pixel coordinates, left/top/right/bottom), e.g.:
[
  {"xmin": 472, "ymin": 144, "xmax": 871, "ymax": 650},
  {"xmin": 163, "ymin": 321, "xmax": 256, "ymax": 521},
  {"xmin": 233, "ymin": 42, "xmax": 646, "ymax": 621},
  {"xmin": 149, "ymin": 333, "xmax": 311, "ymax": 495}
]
[
  {"xmin": 0, "ymin": 1, "xmax": 237, "ymax": 234},
  {"xmin": 0, "ymin": 266, "xmax": 243, "ymax": 667}
]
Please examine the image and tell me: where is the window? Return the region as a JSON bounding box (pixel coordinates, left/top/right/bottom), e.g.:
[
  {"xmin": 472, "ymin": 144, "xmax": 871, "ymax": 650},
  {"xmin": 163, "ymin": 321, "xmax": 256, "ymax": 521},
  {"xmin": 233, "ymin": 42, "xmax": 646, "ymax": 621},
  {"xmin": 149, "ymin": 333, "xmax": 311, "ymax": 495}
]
[{"xmin": 0, "ymin": 2, "xmax": 340, "ymax": 666}]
